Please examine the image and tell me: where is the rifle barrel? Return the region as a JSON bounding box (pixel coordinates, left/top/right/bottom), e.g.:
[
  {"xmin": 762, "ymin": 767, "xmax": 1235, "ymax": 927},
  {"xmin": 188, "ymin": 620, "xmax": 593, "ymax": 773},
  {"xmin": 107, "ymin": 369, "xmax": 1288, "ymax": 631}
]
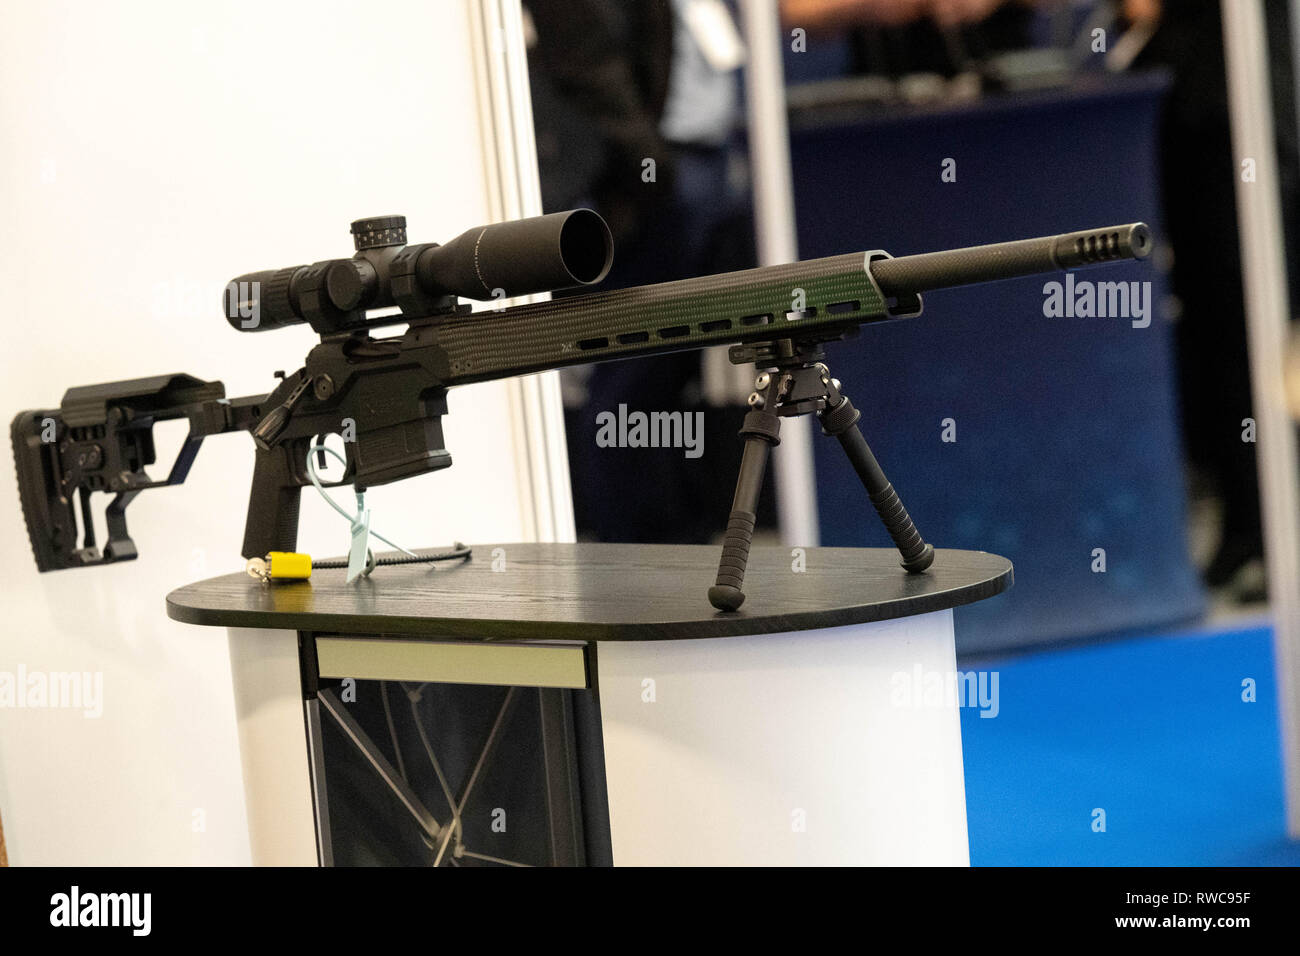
[{"xmin": 871, "ymin": 222, "xmax": 1151, "ymax": 298}]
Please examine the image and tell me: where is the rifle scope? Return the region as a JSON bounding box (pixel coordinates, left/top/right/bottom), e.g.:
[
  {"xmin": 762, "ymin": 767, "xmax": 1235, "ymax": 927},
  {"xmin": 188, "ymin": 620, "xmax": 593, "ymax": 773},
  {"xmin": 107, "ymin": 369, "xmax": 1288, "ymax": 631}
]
[{"xmin": 223, "ymin": 208, "xmax": 613, "ymax": 334}]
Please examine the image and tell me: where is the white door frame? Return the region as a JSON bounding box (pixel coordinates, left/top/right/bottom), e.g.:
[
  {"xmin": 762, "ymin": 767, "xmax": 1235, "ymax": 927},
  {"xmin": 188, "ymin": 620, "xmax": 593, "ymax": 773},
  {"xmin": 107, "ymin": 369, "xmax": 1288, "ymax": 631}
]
[
  {"xmin": 467, "ymin": 0, "xmax": 576, "ymax": 544},
  {"xmin": 1223, "ymin": 0, "xmax": 1300, "ymax": 835},
  {"xmin": 740, "ymin": 0, "xmax": 821, "ymax": 547}
]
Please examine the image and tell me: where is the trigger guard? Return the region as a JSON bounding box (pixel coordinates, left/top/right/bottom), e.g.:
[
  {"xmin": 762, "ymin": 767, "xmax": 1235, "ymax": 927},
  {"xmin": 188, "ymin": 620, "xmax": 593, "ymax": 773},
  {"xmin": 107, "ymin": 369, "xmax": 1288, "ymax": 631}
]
[{"xmin": 307, "ymin": 433, "xmax": 357, "ymax": 487}]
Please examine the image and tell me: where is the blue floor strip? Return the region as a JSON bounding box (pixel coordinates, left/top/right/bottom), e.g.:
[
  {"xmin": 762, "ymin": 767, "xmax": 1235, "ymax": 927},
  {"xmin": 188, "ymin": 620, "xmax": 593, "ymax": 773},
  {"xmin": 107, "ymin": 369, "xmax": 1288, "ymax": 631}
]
[{"xmin": 960, "ymin": 622, "xmax": 1300, "ymax": 866}]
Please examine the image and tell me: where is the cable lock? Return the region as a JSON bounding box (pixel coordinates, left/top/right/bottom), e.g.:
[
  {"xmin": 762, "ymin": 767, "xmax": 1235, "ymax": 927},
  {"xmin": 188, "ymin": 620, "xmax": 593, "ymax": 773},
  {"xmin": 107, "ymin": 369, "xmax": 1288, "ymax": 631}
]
[{"xmin": 244, "ymin": 442, "xmax": 471, "ymax": 583}]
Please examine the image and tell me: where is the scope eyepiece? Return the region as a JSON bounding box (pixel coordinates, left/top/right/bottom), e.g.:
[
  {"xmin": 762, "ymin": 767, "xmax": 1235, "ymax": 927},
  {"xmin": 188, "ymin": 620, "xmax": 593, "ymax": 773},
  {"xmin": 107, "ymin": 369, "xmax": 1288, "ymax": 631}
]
[
  {"xmin": 223, "ymin": 266, "xmax": 304, "ymax": 333},
  {"xmin": 223, "ymin": 209, "xmax": 614, "ymax": 334}
]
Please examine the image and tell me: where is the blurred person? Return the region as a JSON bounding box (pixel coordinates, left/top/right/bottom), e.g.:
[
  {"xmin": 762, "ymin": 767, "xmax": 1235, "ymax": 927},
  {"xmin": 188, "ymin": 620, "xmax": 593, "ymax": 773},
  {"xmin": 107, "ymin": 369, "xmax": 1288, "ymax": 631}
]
[
  {"xmin": 1133, "ymin": 0, "xmax": 1299, "ymax": 598},
  {"xmin": 782, "ymin": 0, "xmax": 1011, "ymax": 30},
  {"xmin": 780, "ymin": 0, "xmax": 1037, "ymax": 79},
  {"xmin": 525, "ymin": 0, "xmax": 758, "ymax": 542},
  {"xmin": 524, "ymin": 1, "xmax": 674, "ymax": 252},
  {"xmin": 783, "ymin": 0, "xmax": 1292, "ymax": 599}
]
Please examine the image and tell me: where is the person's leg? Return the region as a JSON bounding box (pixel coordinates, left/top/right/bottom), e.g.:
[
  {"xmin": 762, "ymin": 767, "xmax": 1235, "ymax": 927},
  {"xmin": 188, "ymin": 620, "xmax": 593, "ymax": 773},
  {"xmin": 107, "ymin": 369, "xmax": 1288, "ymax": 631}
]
[
  {"xmin": 570, "ymin": 144, "xmax": 747, "ymax": 543},
  {"xmin": 1162, "ymin": 115, "xmax": 1262, "ymax": 589}
]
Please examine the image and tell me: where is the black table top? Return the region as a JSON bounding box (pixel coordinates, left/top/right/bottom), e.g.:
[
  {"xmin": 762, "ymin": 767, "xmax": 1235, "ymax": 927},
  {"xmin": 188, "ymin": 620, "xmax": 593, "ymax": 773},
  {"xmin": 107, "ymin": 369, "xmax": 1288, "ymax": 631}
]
[{"xmin": 165, "ymin": 543, "xmax": 1012, "ymax": 642}]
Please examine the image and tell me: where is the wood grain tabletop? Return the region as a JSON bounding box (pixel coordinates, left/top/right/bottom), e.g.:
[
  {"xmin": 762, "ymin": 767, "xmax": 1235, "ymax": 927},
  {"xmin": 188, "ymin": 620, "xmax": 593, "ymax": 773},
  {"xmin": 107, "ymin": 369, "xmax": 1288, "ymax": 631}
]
[{"xmin": 166, "ymin": 543, "xmax": 1012, "ymax": 642}]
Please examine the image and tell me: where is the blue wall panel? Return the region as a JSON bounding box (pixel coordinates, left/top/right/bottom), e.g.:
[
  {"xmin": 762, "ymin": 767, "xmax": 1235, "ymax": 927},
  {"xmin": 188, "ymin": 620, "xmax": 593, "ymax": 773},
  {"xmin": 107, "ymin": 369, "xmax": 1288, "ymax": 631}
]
[{"xmin": 788, "ymin": 76, "xmax": 1203, "ymax": 653}]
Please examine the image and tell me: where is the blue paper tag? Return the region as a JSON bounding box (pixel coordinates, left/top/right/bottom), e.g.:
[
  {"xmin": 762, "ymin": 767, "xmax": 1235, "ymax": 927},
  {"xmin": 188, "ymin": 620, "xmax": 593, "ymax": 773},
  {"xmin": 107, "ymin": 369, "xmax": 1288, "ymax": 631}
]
[{"xmin": 347, "ymin": 508, "xmax": 371, "ymax": 583}]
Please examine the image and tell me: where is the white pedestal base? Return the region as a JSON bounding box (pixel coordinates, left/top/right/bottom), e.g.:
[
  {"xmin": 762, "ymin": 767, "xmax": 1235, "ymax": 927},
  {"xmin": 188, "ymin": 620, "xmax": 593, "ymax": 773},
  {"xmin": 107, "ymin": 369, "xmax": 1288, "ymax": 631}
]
[
  {"xmin": 226, "ymin": 627, "xmax": 318, "ymax": 866},
  {"xmin": 596, "ymin": 610, "xmax": 970, "ymax": 866}
]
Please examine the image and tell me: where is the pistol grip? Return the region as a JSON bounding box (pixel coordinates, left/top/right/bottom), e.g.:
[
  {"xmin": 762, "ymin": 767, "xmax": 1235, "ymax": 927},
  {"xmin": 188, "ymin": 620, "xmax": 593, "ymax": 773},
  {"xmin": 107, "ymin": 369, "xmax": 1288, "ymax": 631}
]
[{"xmin": 242, "ymin": 444, "xmax": 303, "ymax": 559}]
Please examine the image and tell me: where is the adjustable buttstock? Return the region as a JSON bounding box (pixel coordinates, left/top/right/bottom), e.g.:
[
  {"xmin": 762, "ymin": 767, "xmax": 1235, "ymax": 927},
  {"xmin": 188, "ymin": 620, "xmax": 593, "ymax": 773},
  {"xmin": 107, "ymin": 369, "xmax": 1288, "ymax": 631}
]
[
  {"xmin": 11, "ymin": 373, "xmax": 248, "ymax": 572},
  {"xmin": 11, "ymin": 407, "xmax": 146, "ymax": 571},
  {"xmin": 11, "ymin": 409, "xmax": 85, "ymax": 571}
]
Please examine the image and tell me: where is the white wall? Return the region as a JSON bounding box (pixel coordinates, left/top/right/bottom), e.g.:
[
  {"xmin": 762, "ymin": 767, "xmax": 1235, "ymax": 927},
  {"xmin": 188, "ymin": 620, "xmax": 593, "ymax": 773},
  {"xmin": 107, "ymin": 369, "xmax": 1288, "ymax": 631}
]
[{"xmin": 0, "ymin": 0, "xmax": 560, "ymax": 864}]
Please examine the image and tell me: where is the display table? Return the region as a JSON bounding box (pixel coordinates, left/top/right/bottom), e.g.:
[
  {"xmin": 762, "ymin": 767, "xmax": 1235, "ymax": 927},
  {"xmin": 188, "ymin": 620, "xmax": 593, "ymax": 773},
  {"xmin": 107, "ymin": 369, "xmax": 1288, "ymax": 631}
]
[{"xmin": 167, "ymin": 543, "xmax": 1011, "ymax": 866}]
